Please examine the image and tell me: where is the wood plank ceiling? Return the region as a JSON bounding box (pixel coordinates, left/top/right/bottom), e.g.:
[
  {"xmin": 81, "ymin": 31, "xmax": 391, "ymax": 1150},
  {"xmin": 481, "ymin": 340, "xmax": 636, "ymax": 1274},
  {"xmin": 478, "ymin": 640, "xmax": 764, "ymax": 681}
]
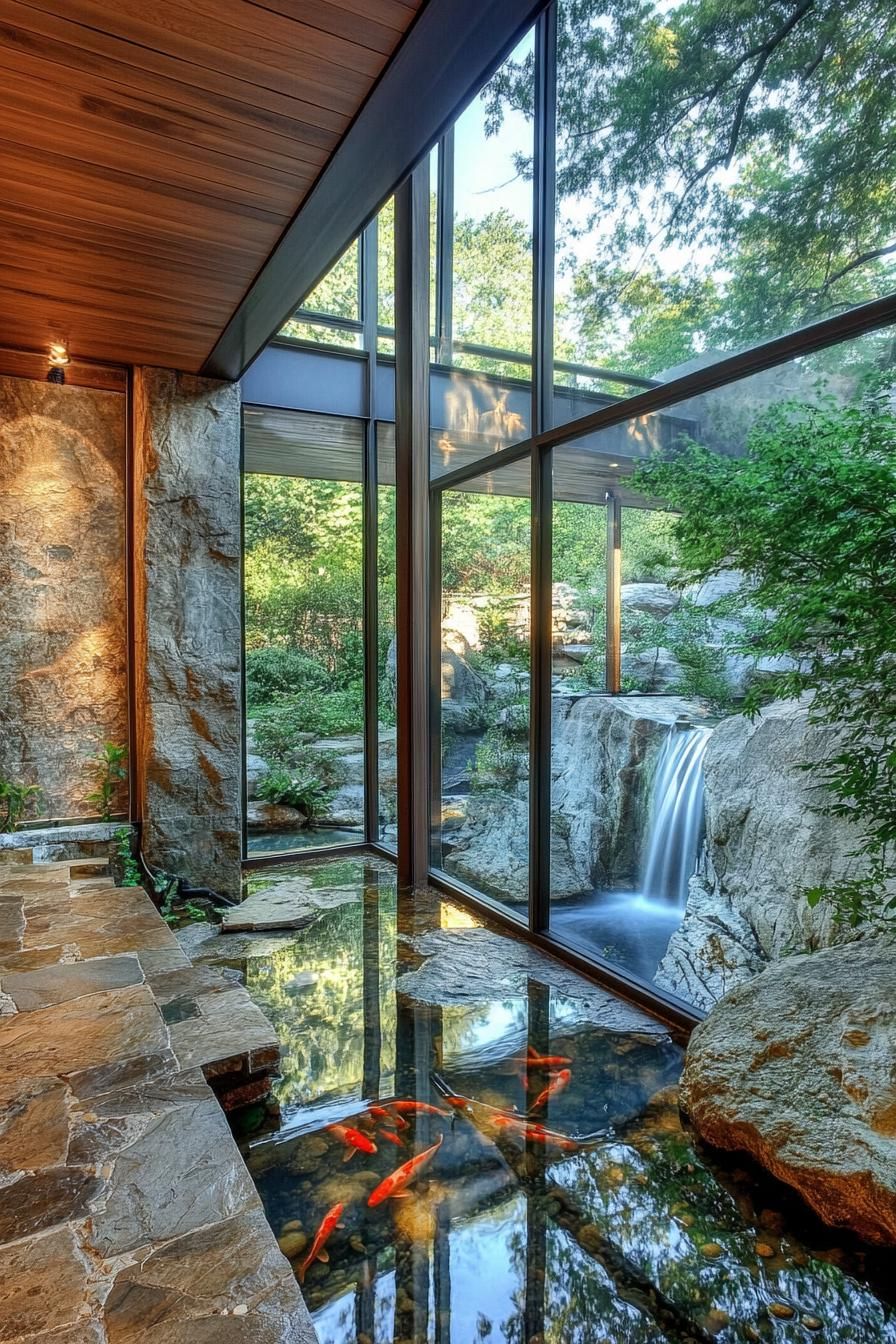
[{"xmin": 0, "ymin": 0, "xmax": 422, "ymax": 372}]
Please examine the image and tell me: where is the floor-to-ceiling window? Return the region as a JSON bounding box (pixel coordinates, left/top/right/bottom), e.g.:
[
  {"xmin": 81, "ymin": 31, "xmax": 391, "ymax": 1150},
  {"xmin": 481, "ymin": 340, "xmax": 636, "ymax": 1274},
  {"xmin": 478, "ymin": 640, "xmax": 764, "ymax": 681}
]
[{"xmin": 244, "ymin": 0, "xmax": 896, "ymax": 1025}]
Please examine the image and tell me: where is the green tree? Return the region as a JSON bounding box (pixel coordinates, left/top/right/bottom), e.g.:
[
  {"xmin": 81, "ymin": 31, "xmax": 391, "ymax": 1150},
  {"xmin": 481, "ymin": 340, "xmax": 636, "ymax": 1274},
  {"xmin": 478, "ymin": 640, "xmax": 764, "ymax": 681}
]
[
  {"xmin": 633, "ymin": 388, "xmax": 896, "ymax": 927},
  {"xmin": 487, "ymin": 0, "xmax": 896, "ymax": 371}
]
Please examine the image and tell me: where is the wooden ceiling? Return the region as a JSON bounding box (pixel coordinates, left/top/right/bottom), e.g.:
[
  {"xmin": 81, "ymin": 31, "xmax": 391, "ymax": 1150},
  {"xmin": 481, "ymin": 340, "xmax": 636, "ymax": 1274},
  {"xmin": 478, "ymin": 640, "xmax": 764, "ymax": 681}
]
[{"xmin": 0, "ymin": 0, "xmax": 423, "ymax": 373}]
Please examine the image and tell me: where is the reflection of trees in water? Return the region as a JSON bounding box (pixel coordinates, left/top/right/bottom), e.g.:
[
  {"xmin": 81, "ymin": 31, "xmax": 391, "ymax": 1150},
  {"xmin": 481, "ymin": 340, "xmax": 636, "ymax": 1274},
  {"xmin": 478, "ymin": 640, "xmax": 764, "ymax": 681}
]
[
  {"xmin": 550, "ymin": 1114, "xmax": 896, "ymax": 1343},
  {"xmin": 244, "ymin": 892, "xmax": 398, "ymax": 1110}
]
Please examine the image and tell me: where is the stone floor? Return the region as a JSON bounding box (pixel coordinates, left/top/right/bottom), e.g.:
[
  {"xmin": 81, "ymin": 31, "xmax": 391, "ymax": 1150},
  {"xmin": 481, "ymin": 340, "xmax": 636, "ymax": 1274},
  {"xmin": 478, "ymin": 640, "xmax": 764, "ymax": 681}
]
[{"xmin": 0, "ymin": 859, "xmax": 317, "ymax": 1344}]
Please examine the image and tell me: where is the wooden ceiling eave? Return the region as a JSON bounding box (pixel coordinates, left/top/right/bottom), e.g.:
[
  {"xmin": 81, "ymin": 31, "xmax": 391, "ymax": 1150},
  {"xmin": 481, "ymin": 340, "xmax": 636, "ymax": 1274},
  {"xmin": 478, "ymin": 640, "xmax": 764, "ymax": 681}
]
[{"xmin": 0, "ymin": 0, "xmax": 424, "ymax": 372}]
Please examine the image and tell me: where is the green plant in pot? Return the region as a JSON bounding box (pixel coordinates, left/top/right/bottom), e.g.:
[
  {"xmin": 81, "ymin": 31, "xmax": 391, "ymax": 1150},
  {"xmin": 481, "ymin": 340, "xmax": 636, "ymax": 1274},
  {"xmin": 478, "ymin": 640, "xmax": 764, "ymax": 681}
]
[
  {"xmin": 86, "ymin": 742, "xmax": 128, "ymax": 822},
  {"xmin": 0, "ymin": 779, "xmax": 43, "ymax": 833}
]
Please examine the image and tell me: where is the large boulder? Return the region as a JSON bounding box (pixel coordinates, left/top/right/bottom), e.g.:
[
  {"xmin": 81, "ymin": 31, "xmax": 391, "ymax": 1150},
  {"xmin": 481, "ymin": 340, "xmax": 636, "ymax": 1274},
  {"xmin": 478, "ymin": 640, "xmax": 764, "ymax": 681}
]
[
  {"xmin": 444, "ymin": 694, "xmax": 706, "ymax": 902},
  {"xmin": 621, "ymin": 582, "xmax": 681, "ymax": 619},
  {"xmin": 620, "ymin": 645, "xmax": 683, "ymax": 692},
  {"xmin": 656, "ymin": 698, "xmax": 891, "ymax": 1008},
  {"xmin": 681, "ymin": 940, "xmax": 896, "ymax": 1245},
  {"xmin": 387, "ymin": 637, "xmax": 488, "ymax": 732}
]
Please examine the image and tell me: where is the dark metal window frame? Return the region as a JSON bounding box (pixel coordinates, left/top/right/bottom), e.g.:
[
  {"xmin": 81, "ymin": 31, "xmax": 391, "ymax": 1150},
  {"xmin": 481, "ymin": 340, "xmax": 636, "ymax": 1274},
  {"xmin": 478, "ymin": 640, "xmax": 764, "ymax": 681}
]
[{"xmin": 242, "ymin": 0, "xmax": 896, "ymax": 1031}]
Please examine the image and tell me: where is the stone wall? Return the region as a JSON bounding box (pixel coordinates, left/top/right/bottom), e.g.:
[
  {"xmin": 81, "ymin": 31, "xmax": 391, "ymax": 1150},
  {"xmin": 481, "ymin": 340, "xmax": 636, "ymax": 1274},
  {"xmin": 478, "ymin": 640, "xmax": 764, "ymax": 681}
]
[
  {"xmin": 132, "ymin": 369, "xmax": 242, "ymax": 897},
  {"xmin": 0, "ymin": 375, "xmax": 127, "ymax": 819}
]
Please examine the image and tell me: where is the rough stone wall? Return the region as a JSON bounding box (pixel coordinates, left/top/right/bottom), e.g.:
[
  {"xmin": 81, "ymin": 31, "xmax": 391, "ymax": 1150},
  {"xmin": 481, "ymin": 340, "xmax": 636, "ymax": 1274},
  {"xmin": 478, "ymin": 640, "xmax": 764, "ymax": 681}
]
[
  {"xmin": 0, "ymin": 375, "xmax": 127, "ymax": 819},
  {"xmin": 132, "ymin": 368, "xmax": 242, "ymax": 897}
]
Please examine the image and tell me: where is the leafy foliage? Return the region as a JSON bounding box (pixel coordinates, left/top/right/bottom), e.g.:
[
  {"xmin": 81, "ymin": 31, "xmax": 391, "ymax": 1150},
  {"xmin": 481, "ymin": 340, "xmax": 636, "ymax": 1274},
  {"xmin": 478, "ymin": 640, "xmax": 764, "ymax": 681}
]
[
  {"xmin": 246, "ymin": 647, "xmax": 330, "ymax": 709},
  {"xmin": 0, "ymin": 778, "xmax": 42, "ymax": 833},
  {"xmin": 634, "ymin": 391, "xmax": 896, "ymax": 926},
  {"xmin": 85, "ymin": 742, "xmax": 128, "ymax": 821},
  {"xmin": 113, "ymin": 826, "xmax": 142, "ymax": 887},
  {"xmin": 257, "ymin": 766, "xmax": 334, "ymax": 821},
  {"xmin": 486, "ymin": 0, "xmax": 896, "ymax": 373}
]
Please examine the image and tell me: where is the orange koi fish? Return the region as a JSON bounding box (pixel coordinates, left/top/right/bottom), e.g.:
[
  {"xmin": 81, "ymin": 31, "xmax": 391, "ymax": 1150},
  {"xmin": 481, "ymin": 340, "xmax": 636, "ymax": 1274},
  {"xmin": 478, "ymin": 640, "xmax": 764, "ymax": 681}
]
[
  {"xmin": 530, "ymin": 1068, "xmax": 571, "ymax": 1112},
  {"xmin": 368, "ymin": 1105, "xmax": 400, "ymax": 1129},
  {"xmin": 298, "ymin": 1202, "xmax": 344, "ymax": 1282},
  {"xmin": 388, "ymin": 1100, "xmax": 451, "ymax": 1119},
  {"xmin": 328, "ymin": 1123, "xmax": 377, "ymax": 1157},
  {"xmin": 445, "ymin": 1096, "xmax": 470, "ymax": 1109},
  {"xmin": 378, "ymin": 1129, "xmax": 406, "ymax": 1148},
  {"xmin": 521, "ymin": 1047, "xmax": 573, "ymax": 1067},
  {"xmin": 492, "ymin": 1114, "xmax": 578, "ymax": 1152},
  {"xmin": 367, "ymin": 1134, "xmax": 444, "ymax": 1207}
]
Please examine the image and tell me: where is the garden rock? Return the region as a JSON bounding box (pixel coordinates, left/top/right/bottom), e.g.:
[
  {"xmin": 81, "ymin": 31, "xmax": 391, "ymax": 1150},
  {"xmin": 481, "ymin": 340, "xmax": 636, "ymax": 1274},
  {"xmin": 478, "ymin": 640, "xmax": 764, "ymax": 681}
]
[
  {"xmin": 656, "ymin": 698, "xmax": 894, "ymax": 1008},
  {"xmin": 245, "ymin": 754, "xmax": 270, "ymax": 799},
  {"xmin": 245, "ymin": 801, "xmax": 306, "ymax": 830},
  {"xmin": 681, "ymin": 940, "xmax": 896, "ymax": 1245},
  {"xmin": 620, "ymin": 646, "xmax": 683, "ymax": 692},
  {"xmin": 621, "ymin": 582, "xmax": 681, "ymax": 619}
]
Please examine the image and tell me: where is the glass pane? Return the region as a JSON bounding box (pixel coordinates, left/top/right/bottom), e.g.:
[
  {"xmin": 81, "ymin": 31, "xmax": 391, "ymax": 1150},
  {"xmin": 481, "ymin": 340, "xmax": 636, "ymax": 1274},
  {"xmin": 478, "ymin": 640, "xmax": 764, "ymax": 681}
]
[
  {"xmin": 450, "ymin": 30, "xmax": 534, "ymax": 377},
  {"xmin": 377, "ymin": 196, "xmax": 395, "ymax": 350},
  {"xmin": 432, "ymin": 456, "xmax": 531, "ymax": 913},
  {"xmin": 278, "ymin": 319, "xmax": 362, "ymax": 351},
  {"xmin": 298, "ymin": 238, "xmax": 360, "ymax": 322},
  {"xmin": 242, "ymin": 408, "xmax": 366, "ymax": 856},
  {"xmin": 547, "ymin": 327, "xmax": 896, "ymax": 1009},
  {"xmin": 489, "ymin": 2, "xmax": 896, "ymax": 425},
  {"xmin": 376, "ymin": 425, "xmax": 397, "ymax": 848}
]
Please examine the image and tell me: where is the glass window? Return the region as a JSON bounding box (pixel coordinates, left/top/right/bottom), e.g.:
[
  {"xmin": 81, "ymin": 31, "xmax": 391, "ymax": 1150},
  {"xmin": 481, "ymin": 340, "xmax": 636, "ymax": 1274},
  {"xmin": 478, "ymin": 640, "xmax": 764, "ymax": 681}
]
[
  {"xmin": 489, "ymin": 1, "xmax": 896, "ymax": 425},
  {"xmin": 376, "ymin": 425, "xmax": 397, "ymax": 848},
  {"xmin": 545, "ymin": 326, "xmax": 895, "ymax": 1007},
  {"xmin": 280, "ymin": 239, "xmax": 361, "ymax": 348},
  {"xmin": 432, "ymin": 457, "xmax": 531, "ymax": 914},
  {"xmin": 242, "ymin": 408, "xmax": 366, "ymax": 856},
  {"xmin": 447, "ymin": 29, "xmax": 535, "ymax": 381}
]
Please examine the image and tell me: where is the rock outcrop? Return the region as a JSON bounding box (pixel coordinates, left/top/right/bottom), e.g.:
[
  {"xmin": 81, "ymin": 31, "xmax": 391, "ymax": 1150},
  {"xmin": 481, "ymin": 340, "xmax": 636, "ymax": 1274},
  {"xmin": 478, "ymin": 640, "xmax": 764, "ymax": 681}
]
[
  {"xmin": 656, "ymin": 698, "xmax": 889, "ymax": 1008},
  {"xmin": 444, "ymin": 694, "xmax": 706, "ymax": 902},
  {"xmin": 681, "ymin": 940, "xmax": 896, "ymax": 1245}
]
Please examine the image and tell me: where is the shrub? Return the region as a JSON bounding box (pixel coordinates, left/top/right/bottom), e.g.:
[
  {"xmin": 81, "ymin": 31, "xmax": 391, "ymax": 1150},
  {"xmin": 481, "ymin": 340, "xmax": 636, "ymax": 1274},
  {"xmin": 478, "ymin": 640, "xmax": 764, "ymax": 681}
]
[
  {"xmin": 252, "ymin": 689, "xmax": 364, "ymax": 762},
  {"xmin": 470, "ymin": 728, "xmax": 523, "ymax": 793},
  {"xmin": 246, "ymin": 646, "xmax": 330, "ymax": 707},
  {"xmin": 0, "ymin": 778, "xmax": 43, "ymax": 832},
  {"xmin": 257, "ymin": 765, "xmax": 333, "ymax": 821},
  {"xmin": 85, "ymin": 742, "xmax": 128, "ymax": 821}
]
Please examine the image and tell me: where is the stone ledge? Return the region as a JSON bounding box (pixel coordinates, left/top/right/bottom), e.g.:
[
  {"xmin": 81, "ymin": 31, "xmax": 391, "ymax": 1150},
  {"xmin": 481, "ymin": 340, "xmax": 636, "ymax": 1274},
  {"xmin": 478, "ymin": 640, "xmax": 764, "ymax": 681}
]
[{"xmin": 0, "ymin": 860, "xmax": 317, "ymax": 1344}]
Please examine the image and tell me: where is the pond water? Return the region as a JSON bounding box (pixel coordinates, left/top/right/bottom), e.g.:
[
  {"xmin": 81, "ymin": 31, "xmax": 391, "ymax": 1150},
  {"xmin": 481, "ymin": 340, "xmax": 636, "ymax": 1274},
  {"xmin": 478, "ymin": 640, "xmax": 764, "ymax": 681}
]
[
  {"xmin": 195, "ymin": 855, "xmax": 896, "ymax": 1344},
  {"xmin": 247, "ymin": 825, "xmax": 364, "ymax": 855}
]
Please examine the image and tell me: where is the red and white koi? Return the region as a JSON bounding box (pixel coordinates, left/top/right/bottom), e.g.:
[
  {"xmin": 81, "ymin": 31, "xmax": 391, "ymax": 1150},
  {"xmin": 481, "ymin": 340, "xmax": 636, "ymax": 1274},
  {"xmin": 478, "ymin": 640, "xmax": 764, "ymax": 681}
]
[
  {"xmin": 298, "ymin": 1202, "xmax": 344, "ymax": 1282},
  {"xmin": 367, "ymin": 1134, "xmax": 444, "ymax": 1207}
]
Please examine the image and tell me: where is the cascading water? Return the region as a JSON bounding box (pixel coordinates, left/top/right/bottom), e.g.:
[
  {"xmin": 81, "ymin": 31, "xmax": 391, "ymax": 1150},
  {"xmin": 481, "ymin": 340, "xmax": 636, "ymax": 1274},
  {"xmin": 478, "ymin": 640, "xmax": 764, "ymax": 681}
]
[
  {"xmin": 640, "ymin": 725, "xmax": 712, "ymax": 909},
  {"xmin": 551, "ymin": 719, "xmax": 712, "ymax": 982}
]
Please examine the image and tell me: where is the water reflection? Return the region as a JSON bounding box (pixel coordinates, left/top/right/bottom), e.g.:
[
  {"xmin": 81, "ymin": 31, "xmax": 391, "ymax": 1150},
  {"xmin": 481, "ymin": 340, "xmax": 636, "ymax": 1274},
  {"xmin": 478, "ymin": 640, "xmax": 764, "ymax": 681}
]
[{"xmin": 203, "ymin": 856, "xmax": 896, "ymax": 1344}]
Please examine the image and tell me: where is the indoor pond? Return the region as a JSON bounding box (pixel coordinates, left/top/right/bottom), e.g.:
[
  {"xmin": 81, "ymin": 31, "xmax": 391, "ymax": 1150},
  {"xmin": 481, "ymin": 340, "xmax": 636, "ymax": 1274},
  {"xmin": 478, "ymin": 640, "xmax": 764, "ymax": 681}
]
[{"xmin": 182, "ymin": 856, "xmax": 896, "ymax": 1344}]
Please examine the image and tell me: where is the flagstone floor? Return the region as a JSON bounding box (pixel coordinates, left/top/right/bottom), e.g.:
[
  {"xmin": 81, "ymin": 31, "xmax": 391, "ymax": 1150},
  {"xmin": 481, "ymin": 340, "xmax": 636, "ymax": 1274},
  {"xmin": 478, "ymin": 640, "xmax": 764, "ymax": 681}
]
[{"xmin": 0, "ymin": 858, "xmax": 317, "ymax": 1344}]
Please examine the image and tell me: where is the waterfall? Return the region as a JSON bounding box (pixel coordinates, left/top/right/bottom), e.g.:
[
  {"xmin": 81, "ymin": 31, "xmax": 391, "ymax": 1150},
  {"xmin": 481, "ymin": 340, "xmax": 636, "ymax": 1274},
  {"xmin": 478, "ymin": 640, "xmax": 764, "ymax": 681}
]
[{"xmin": 640, "ymin": 726, "xmax": 711, "ymax": 909}]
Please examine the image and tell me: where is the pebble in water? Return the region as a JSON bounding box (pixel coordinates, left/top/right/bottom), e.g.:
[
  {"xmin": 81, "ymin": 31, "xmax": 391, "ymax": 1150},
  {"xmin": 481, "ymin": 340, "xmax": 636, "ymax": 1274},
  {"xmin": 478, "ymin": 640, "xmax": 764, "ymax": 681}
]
[
  {"xmin": 801, "ymin": 1317, "xmax": 824, "ymax": 1331},
  {"xmin": 277, "ymin": 1231, "xmax": 308, "ymax": 1258},
  {"xmin": 755, "ymin": 1242, "xmax": 776, "ymax": 1258},
  {"xmin": 768, "ymin": 1303, "xmax": 795, "ymax": 1320},
  {"xmin": 701, "ymin": 1243, "xmax": 723, "ymax": 1258}
]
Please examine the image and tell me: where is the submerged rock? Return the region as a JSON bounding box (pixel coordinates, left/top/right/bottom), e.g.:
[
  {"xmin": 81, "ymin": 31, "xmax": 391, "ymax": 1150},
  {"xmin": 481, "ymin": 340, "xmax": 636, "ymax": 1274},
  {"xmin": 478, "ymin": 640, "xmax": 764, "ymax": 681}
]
[{"xmin": 681, "ymin": 940, "xmax": 896, "ymax": 1245}]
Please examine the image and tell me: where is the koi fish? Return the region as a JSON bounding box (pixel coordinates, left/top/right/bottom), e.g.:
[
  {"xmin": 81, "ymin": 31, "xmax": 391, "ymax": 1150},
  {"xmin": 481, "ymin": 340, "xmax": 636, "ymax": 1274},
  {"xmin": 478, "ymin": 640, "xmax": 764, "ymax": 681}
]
[
  {"xmin": 388, "ymin": 1100, "xmax": 451, "ymax": 1119},
  {"xmin": 368, "ymin": 1105, "xmax": 400, "ymax": 1129},
  {"xmin": 378, "ymin": 1129, "xmax": 406, "ymax": 1148},
  {"xmin": 492, "ymin": 1114, "xmax": 578, "ymax": 1152},
  {"xmin": 328, "ymin": 1123, "xmax": 377, "ymax": 1157},
  {"xmin": 367, "ymin": 1134, "xmax": 444, "ymax": 1207},
  {"xmin": 530, "ymin": 1068, "xmax": 571, "ymax": 1112},
  {"xmin": 519, "ymin": 1048, "xmax": 573, "ymax": 1067},
  {"xmin": 445, "ymin": 1096, "xmax": 470, "ymax": 1109},
  {"xmin": 298, "ymin": 1202, "xmax": 344, "ymax": 1282}
]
